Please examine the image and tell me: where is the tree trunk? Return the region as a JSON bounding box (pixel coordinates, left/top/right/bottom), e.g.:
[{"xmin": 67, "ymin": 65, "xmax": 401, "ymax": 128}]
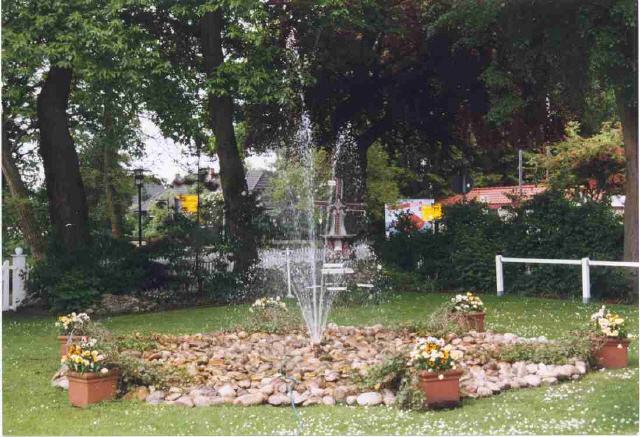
[
  {"xmin": 37, "ymin": 67, "xmax": 90, "ymax": 251},
  {"xmin": 200, "ymin": 10, "xmax": 257, "ymax": 272},
  {"xmin": 1, "ymin": 125, "xmax": 46, "ymax": 260},
  {"xmin": 102, "ymin": 110, "xmax": 124, "ymax": 238},
  {"xmin": 619, "ymin": 103, "xmax": 639, "ymax": 262}
]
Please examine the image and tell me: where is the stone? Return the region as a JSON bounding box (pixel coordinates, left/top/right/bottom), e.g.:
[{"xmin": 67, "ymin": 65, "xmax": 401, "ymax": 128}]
[
  {"xmin": 542, "ymin": 377, "xmax": 558, "ymax": 385},
  {"xmin": 382, "ymin": 390, "xmax": 396, "ymax": 406},
  {"xmin": 260, "ymin": 384, "xmax": 274, "ymax": 396},
  {"xmin": 346, "ymin": 395, "xmax": 357, "ymax": 406},
  {"xmin": 526, "ymin": 364, "xmax": 538, "ymax": 374},
  {"xmin": 175, "ymin": 395, "xmax": 194, "ymax": 407},
  {"xmin": 556, "ymin": 365, "xmax": 577, "ymax": 379},
  {"xmin": 356, "ymin": 392, "xmax": 382, "ymax": 406},
  {"xmin": 193, "ymin": 395, "xmax": 213, "ymax": 407},
  {"xmin": 333, "ymin": 386, "xmax": 348, "ymax": 401},
  {"xmin": 146, "ymin": 390, "xmax": 166, "ymax": 403},
  {"xmin": 575, "ymin": 361, "xmax": 587, "ymax": 374},
  {"xmin": 165, "ymin": 392, "xmax": 182, "ymax": 402},
  {"xmin": 51, "ymin": 376, "xmax": 69, "ymax": 390},
  {"xmin": 322, "ymin": 395, "xmax": 336, "ymax": 405},
  {"xmin": 268, "ymin": 393, "xmax": 290, "ymax": 406},
  {"xmin": 324, "ymin": 371, "xmax": 339, "ymax": 382},
  {"xmin": 237, "ymin": 379, "xmax": 251, "ymax": 389},
  {"xmin": 218, "ymin": 384, "xmax": 236, "ymax": 398},
  {"xmin": 523, "ymin": 375, "xmax": 541, "ymax": 387},
  {"xmin": 476, "ymin": 386, "xmax": 493, "ymax": 397},
  {"xmin": 234, "ymin": 393, "xmax": 265, "ymax": 406}
]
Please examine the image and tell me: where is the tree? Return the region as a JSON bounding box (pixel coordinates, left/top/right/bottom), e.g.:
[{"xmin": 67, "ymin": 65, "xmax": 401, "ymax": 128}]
[
  {"xmin": 126, "ymin": 1, "xmax": 290, "ymax": 272},
  {"xmin": 531, "ymin": 122, "xmax": 626, "ymax": 201},
  {"xmin": 2, "ymin": 0, "xmax": 160, "ymax": 252},
  {"xmin": 432, "ymin": 0, "xmax": 637, "ymax": 260}
]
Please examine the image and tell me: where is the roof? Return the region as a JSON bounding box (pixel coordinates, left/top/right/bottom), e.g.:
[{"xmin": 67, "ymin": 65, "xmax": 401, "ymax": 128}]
[
  {"xmin": 439, "ymin": 184, "xmax": 547, "ymax": 209},
  {"xmin": 246, "ymin": 169, "xmax": 272, "ymax": 193}
]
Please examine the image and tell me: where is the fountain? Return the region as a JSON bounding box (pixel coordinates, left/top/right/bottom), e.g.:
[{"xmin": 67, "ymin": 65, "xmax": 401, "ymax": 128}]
[{"xmin": 278, "ymin": 33, "xmax": 365, "ymax": 345}]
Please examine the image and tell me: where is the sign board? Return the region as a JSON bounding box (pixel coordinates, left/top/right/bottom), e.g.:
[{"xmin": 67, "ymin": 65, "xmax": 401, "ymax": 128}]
[
  {"xmin": 176, "ymin": 194, "xmax": 199, "ymax": 213},
  {"xmin": 384, "ymin": 199, "xmax": 442, "ymax": 236}
]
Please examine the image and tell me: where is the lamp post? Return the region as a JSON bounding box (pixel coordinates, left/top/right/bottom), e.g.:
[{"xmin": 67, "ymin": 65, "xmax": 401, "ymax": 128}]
[{"xmin": 134, "ymin": 168, "xmax": 145, "ymax": 247}]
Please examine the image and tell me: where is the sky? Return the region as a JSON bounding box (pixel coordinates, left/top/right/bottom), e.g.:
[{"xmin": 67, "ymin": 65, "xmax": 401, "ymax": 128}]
[{"xmin": 129, "ymin": 116, "xmax": 277, "ymax": 184}]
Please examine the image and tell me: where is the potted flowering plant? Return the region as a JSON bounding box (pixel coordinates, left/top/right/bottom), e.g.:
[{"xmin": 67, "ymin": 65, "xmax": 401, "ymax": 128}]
[
  {"xmin": 55, "ymin": 312, "xmax": 91, "ymax": 357},
  {"xmin": 450, "ymin": 292, "xmax": 485, "ymax": 332},
  {"xmin": 62, "ymin": 338, "xmax": 119, "ymax": 407},
  {"xmin": 409, "ymin": 337, "xmax": 464, "ymax": 408},
  {"xmin": 590, "ymin": 305, "xmax": 632, "ymax": 369}
]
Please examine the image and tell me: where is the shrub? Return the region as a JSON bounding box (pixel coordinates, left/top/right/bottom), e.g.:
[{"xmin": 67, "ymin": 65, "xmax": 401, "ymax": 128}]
[
  {"xmin": 241, "ymin": 296, "xmax": 302, "ymax": 333},
  {"xmin": 334, "ymin": 258, "xmax": 393, "ymax": 307},
  {"xmin": 492, "ymin": 336, "xmax": 593, "ymax": 365},
  {"xmin": 377, "ymin": 191, "xmax": 629, "ymax": 301}
]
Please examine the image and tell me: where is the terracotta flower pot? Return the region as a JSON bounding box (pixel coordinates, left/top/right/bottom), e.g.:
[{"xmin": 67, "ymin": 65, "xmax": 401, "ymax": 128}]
[
  {"xmin": 418, "ymin": 369, "xmax": 463, "ymax": 409},
  {"xmin": 58, "ymin": 335, "xmax": 81, "ymax": 358},
  {"xmin": 594, "ymin": 337, "xmax": 630, "ymax": 369},
  {"xmin": 67, "ymin": 370, "xmax": 119, "ymax": 407},
  {"xmin": 461, "ymin": 312, "xmax": 485, "ymax": 332}
]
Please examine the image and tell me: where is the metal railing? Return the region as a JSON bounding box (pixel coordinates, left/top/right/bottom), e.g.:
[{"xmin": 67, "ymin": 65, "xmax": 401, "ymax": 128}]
[{"xmin": 495, "ymin": 255, "xmax": 639, "ymax": 304}]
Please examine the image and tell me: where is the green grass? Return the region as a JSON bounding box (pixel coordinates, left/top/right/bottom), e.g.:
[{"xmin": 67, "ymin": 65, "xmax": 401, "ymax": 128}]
[{"xmin": 3, "ymin": 293, "xmax": 638, "ymax": 435}]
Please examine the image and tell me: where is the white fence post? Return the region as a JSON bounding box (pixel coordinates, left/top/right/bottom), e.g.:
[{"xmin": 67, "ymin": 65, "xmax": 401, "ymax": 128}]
[
  {"xmin": 286, "ymin": 247, "xmax": 293, "ymax": 298},
  {"xmin": 496, "ymin": 255, "xmax": 504, "ymax": 297},
  {"xmin": 2, "ymin": 260, "xmax": 10, "ymax": 311},
  {"xmin": 581, "ymin": 257, "xmax": 591, "ymax": 304}
]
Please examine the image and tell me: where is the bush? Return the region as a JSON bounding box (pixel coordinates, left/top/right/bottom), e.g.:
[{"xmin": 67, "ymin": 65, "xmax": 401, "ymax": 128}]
[
  {"xmin": 378, "ymin": 191, "xmax": 629, "ymax": 301},
  {"xmin": 334, "ymin": 258, "xmax": 393, "ymax": 307},
  {"xmin": 492, "ymin": 336, "xmax": 593, "ymax": 365},
  {"xmin": 28, "ymin": 235, "xmax": 155, "ymax": 311}
]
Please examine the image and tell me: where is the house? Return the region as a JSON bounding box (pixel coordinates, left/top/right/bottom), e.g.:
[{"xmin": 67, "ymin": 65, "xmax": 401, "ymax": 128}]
[
  {"xmin": 129, "ymin": 168, "xmax": 273, "ymax": 214},
  {"xmin": 439, "ymin": 184, "xmax": 625, "ymax": 218}
]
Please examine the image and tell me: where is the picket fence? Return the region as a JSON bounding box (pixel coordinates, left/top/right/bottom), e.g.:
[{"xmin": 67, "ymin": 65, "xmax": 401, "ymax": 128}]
[{"xmin": 2, "ymin": 248, "xmax": 28, "ymax": 311}]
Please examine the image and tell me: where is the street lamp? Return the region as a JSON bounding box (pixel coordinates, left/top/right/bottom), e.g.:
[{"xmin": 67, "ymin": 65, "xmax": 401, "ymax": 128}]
[{"xmin": 134, "ymin": 168, "xmax": 145, "ymax": 247}]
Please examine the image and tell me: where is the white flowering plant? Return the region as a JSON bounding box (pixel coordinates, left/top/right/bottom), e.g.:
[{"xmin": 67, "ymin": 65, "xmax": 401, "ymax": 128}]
[
  {"xmin": 244, "ymin": 295, "xmax": 299, "ymax": 333},
  {"xmin": 61, "ymin": 337, "xmax": 110, "ymax": 374},
  {"xmin": 590, "ymin": 305, "xmax": 629, "ymax": 339},
  {"xmin": 55, "ymin": 312, "xmax": 91, "ymax": 335},
  {"xmin": 449, "ymin": 292, "xmax": 484, "ymax": 313},
  {"xmin": 408, "ymin": 337, "xmax": 463, "ymax": 372},
  {"xmin": 249, "ymin": 296, "xmax": 287, "ymax": 313}
]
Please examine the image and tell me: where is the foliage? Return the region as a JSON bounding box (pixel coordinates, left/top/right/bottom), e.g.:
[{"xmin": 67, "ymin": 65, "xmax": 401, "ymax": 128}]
[
  {"xmin": 400, "ymin": 304, "xmax": 467, "ymax": 339},
  {"xmin": 493, "ymin": 336, "xmax": 593, "ymax": 366},
  {"xmin": 530, "ymin": 122, "xmax": 625, "ymax": 200},
  {"xmin": 28, "ymin": 235, "xmax": 155, "ymax": 311},
  {"xmin": 358, "ymin": 354, "xmax": 408, "ymax": 391},
  {"xmin": 241, "ymin": 296, "xmax": 301, "ymax": 334},
  {"xmin": 379, "ymin": 191, "xmax": 629, "ymax": 300},
  {"xmin": 365, "ymin": 143, "xmax": 406, "ymax": 225}
]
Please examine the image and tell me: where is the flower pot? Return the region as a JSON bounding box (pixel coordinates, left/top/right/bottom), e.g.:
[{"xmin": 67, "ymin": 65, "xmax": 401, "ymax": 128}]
[
  {"xmin": 594, "ymin": 337, "xmax": 630, "ymax": 369},
  {"xmin": 67, "ymin": 370, "xmax": 119, "ymax": 407},
  {"xmin": 418, "ymin": 369, "xmax": 463, "ymax": 409},
  {"xmin": 461, "ymin": 312, "xmax": 485, "ymax": 332},
  {"xmin": 58, "ymin": 335, "xmax": 80, "ymax": 358}
]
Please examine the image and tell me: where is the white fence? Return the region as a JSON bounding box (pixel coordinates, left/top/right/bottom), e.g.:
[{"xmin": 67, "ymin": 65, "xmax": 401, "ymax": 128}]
[
  {"xmin": 495, "ymin": 255, "xmax": 640, "ymax": 304},
  {"xmin": 2, "ymin": 248, "xmax": 28, "ymax": 311}
]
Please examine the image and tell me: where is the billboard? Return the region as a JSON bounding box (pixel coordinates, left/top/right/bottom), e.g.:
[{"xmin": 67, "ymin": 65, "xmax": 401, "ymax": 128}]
[
  {"xmin": 176, "ymin": 194, "xmax": 199, "ymax": 213},
  {"xmin": 384, "ymin": 199, "xmax": 442, "ymax": 236}
]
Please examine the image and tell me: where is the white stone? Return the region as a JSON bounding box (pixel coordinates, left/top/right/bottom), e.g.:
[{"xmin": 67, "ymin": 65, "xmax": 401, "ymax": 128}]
[
  {"xmin": 346, "ymin": 395, "xmax": 357, "ymax": 405},
  {"xmin": 218, "ymin": 384, "xmax": 236, "ymax": 398},
  {"xmin": 356, "ymin": 392, "xmax": 382, "ymax": 406},
  {"xmin": 175, "ymin": 395, "xmax": 194, "ymax": 407},
  {"xmin": 322, "ymin": 395, "xmax": 336, "ymax": 405}
]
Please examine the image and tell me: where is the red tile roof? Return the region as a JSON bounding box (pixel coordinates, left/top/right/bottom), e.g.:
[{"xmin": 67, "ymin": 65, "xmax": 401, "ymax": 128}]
[{"xmin": 439, "ymin": 184, "xmax": 547, "ymax": 209}]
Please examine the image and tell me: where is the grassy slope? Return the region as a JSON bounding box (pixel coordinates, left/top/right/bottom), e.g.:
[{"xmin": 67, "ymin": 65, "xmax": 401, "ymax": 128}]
[{"xmin": 2, "ymin": 293, "xmax": 638, "ymax": 435}]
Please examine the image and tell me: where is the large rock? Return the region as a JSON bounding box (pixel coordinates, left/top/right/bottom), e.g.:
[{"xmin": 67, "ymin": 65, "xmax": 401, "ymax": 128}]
[
  {"xmin": 268, "ymin": 393, "xmax": 290, "ymax": 406},
  {"xmin": 193, "ymin": 395, "xmax": 213, "ymax": 407},
  {"xmin": 175, "ymin": 395, "xmax": 194, "ymax": 407},
  {"xmin": 234, "ymin": 393, "xmax": 265, "ymax": 406},
  {"xmin": 146, "ymin": 390, "xmax": 166, "ymax": 404},
  {"xmin": 356, "ymin": 392, "xmax": 382, "ymax": 406},
  {"xmin": 523, "ymin": 375, "xmax": 541, "ymax": 387}
]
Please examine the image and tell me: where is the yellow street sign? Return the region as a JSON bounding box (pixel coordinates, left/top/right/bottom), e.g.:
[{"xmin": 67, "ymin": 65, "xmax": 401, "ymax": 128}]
[
  {"xmin": 421, "ymin": 203, "xmax": 442, "ymax": 222},
  {"xmin": 177, "ymin": 194, "xmax": 199, "ymax": 213}
]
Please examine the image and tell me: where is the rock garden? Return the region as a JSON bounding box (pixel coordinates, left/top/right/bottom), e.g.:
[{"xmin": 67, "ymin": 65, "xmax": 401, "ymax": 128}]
[{"xmin": 51, "ymin": 293, "xmax": 629, "ymax": 411}]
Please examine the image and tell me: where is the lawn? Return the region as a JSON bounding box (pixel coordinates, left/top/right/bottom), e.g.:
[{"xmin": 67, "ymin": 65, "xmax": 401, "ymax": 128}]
[{"xmin": 2, "ymin": 293, "xmax": 638, "ymax": 435}]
